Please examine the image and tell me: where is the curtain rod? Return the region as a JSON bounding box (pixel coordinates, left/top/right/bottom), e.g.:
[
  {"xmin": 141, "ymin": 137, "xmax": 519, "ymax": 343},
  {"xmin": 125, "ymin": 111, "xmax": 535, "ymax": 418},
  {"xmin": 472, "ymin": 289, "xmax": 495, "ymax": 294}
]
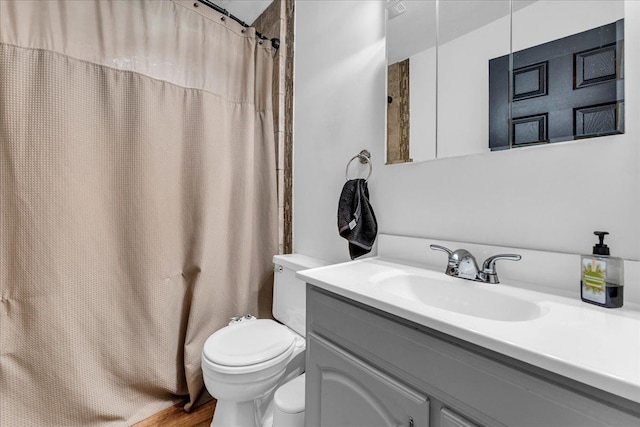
[{"xmin": 196, "ymin": 0, "xmax": 281, "ymax": 50}]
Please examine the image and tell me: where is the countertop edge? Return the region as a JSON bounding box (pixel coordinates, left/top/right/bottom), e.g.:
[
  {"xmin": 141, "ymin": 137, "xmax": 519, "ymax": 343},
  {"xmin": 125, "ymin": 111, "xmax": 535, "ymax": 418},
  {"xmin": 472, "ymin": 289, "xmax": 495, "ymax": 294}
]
[{"xmin": 297, "ymin": 261, "xmax": 640, "ymax": 405}]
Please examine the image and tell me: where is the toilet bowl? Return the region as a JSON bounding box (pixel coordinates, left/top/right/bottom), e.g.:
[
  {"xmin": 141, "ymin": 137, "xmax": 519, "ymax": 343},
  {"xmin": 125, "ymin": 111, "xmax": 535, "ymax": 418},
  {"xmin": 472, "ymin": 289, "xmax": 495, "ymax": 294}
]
[
  {"xmin": 202, "ymin": 254, "xmax": 328, "ymax": 427},
  {"xmin": 202, "ymin": 319, "xmax": 305, "ymax": 427}
]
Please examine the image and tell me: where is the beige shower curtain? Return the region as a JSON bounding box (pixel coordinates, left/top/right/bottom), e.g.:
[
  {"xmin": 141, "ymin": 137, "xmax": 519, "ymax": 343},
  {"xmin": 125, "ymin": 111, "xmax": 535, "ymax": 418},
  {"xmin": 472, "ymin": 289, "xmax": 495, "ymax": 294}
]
[{"xmin": 0, "ymin": 0, "xmax": 278, "ymax": 425}]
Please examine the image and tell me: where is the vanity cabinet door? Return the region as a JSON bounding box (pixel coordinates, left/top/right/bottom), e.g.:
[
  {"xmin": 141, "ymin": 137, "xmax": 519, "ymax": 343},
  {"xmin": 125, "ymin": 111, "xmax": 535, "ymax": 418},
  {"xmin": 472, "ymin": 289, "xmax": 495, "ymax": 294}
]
[
  {"xmin": 306, "ymin": 333, "xmax": 429, "ymax": 427},
  {"xmin": 441, "ymin": 408, "xmax": 481, "ymax": 427}
]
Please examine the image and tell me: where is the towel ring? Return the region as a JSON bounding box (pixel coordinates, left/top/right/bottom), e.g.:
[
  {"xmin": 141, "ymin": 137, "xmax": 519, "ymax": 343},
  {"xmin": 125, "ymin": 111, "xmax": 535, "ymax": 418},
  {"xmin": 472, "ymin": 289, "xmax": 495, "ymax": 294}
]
[{"xmin": 345, "ymin": 150, "xmax": 372, "ymax": 181}]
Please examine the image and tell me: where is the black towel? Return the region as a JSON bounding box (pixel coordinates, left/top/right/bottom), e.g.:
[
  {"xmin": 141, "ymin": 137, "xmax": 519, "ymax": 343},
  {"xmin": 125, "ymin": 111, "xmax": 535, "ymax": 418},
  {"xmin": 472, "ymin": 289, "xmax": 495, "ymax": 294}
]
[{"xmin": 337, "ymin": 179, "xmax": 378, "ymax": 259}]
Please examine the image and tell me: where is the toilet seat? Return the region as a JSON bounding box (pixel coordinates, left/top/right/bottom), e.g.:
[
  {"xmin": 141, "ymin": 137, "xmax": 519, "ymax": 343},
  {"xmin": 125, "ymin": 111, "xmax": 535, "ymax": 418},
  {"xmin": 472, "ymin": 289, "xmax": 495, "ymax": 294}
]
[
  {"xmin": 202, "ymin": 319, "xmax": 297, "ymax": 373},
  {"xmin": 202, "ymin": 341, "xmax": 296, "ymax": 375}
]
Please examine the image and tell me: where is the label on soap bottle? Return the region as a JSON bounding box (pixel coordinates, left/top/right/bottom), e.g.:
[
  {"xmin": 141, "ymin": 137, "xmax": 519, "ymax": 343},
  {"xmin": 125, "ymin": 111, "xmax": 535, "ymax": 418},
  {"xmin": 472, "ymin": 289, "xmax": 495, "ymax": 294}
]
[{"xmin": 582, "ymin": 258, "xmax": 606, "ymax": 304}]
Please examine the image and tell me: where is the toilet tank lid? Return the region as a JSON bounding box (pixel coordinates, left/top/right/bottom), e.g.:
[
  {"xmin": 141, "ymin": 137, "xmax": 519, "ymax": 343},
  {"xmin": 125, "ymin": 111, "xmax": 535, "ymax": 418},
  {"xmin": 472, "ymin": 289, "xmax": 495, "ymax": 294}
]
[
  {"xmin": 274, "ymin": 373, "xmax": 306, "ymax": 414},
  {"xmin": 273, "ymin": 254, "xmax": 330, "ymax": 271}
]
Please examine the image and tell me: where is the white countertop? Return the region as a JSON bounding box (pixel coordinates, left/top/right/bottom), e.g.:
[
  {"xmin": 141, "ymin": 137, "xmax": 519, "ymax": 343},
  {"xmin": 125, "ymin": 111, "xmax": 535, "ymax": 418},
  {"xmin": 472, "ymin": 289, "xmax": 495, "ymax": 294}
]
[{"xmin": 298, "ymin": 257, "xmax": 640, "ymax": 404}]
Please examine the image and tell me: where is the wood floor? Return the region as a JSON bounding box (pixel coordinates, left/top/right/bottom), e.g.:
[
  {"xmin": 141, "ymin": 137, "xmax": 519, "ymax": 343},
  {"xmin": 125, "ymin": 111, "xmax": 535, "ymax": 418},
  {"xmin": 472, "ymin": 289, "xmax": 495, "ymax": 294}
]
[{"xmin": 133, "ymin": 399, "xmax": 216, "ymax": 427}]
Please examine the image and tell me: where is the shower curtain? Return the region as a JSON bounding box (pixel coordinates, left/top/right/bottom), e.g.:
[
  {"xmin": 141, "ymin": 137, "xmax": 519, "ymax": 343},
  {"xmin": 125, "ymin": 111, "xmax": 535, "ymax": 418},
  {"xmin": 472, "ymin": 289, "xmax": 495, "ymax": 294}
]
[{"xmin": 0, "ymin": 0, "xmax": 278, "ymax": 425}]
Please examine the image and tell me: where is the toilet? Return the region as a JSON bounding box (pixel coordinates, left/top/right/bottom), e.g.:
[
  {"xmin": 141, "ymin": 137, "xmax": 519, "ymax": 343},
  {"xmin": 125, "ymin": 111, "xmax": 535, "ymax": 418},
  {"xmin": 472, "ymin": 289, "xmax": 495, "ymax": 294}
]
[{"xmin": 202, "ymin": 254, "xmax": 329, "ymax": 427}]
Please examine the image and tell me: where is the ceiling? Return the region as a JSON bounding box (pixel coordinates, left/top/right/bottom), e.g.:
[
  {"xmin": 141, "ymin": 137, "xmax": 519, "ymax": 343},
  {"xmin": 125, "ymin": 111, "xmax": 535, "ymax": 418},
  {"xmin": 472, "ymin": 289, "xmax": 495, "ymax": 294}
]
[{"xmin": 211, "ymin": 0, "xmax": 273, "ymax": 25}]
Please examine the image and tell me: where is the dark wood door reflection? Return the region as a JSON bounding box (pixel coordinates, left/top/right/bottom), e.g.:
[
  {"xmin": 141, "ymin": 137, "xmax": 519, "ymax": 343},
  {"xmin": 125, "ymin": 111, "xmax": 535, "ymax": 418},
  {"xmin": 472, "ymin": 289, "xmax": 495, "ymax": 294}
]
[{"xmin": 489, "ymin": 19, "xmax": 624, "ymax": 151}]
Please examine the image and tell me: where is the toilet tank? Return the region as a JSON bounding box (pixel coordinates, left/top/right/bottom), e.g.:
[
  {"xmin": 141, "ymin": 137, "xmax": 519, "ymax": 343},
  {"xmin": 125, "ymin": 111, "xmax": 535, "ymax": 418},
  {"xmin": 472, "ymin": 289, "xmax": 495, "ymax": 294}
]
[{"xmin": 273, "ymin": 254, "xmax": 329, "ymax": 337}]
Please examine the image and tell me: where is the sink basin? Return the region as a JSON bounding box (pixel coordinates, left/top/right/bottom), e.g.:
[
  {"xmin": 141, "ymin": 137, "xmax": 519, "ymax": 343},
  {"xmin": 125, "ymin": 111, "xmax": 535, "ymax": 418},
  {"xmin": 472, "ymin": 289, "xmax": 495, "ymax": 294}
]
[{"xmin": 374, "ymin": 273, "xmax": 542, "ymax": 322}]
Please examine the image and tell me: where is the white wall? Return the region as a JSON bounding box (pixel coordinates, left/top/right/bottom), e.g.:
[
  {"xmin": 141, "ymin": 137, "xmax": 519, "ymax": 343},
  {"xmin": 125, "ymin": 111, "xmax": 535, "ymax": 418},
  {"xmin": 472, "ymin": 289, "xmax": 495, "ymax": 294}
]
[
  {"xmin": 294, "ymin": 1, "xmax": 640, "ymax": 262},
  {"xmin": 293, "ymin": 1, "xmax": 386, "ymax": 263}
]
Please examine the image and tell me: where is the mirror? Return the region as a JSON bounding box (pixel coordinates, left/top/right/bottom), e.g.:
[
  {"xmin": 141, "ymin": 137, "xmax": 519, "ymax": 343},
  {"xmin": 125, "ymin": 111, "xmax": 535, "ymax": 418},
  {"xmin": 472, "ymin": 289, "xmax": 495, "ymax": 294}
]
[
  {"xmin": 437, "ymin": 0, "xmax": 510, "ymax": 159},
  {"xmin": 505, "ymin": 0, "xmax": 625, "ymax": 150},
  {"xmin": 385, "ymin": 0, "xmax": 625, "ymax": 164},
  {"xmin": 386, "ymin": 0, "xmax": 437, "ymax": 164}
]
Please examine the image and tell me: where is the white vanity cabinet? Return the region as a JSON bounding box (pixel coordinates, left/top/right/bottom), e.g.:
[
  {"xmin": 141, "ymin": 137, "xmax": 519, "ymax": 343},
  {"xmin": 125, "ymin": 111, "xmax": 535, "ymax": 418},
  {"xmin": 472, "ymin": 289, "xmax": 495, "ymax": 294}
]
[
  {"xmin": 307, "ymin": 334, "xmax": 429, "ymax": 427},
  {"xmin": 305, "ymin": 285, "xmax": 640, "ymax": 427},
  {"xmin": 440, "ymin": 409, "xmax": 481, "ymax": 427}
]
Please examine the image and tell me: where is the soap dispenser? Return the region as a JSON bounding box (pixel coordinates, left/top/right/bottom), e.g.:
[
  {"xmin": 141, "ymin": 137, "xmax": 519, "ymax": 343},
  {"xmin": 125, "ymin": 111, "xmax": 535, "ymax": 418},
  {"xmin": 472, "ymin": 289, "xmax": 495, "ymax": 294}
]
[{"xmin": 581, "ymin": 231, "xmax": 623, "ymax": 308}]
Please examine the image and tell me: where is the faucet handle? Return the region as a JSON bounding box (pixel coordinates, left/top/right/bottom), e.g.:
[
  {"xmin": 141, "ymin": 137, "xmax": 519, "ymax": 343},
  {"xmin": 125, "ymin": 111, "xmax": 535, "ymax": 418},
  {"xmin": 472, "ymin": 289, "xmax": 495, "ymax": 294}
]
[
  {"xmin": 482, "ymin": 254, "xmax": 522, "ymax": 272},
  {"xmin": 431, "ymin": 245, "xmax": 480, "ymax": 279},
  {"xmin": 481, "ymin": 254, "xmax": 522, "ymax": 284},
  {"xmin": 430, "ymin": 244, "xmax": 458, "ymax": 277},
  {"xmin": 430, "ymin": 244, "xmax": 453, "ymax": 256}
]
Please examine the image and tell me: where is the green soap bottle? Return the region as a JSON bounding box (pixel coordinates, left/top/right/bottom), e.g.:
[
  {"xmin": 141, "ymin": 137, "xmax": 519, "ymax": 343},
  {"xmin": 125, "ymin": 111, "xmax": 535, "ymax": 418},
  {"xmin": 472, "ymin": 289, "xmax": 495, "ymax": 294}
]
[{"xmin": 581, "ymin": 231, "xmax": 624, "ymax": 308}]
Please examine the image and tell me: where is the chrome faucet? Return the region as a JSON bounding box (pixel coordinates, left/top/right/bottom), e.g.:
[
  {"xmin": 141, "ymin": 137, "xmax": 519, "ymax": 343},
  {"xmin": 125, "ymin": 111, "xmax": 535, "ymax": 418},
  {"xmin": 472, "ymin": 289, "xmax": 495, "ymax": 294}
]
[{"xmin": 430, "ymin": 244, "xmax": 521, "ymax": 284}]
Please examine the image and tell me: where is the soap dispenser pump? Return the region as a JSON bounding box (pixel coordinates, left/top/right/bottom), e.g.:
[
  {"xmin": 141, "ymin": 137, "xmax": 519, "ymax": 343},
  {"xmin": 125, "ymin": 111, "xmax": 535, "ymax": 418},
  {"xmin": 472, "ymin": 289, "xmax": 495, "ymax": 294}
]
[{"xmin": 581, "ymin": 231, "xmax": 623, "ymax": 308}]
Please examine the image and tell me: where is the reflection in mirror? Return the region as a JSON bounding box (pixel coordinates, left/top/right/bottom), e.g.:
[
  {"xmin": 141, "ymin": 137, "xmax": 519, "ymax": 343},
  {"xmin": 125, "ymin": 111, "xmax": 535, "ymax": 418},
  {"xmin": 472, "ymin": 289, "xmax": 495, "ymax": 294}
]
[
  {"xmin": 385, "ymin": 0, "xmax": 437, "ymax": 164},
  {"xmin": 385, "ymin": 0, "xmax": 625, "ymax": 164},
  {"xmin": 498, "ymin": 0, "xmax": 625, "ymax": 150},
  {"xmin": 437, "ymin": 0, "xmax": 511, "ymax": 159}
]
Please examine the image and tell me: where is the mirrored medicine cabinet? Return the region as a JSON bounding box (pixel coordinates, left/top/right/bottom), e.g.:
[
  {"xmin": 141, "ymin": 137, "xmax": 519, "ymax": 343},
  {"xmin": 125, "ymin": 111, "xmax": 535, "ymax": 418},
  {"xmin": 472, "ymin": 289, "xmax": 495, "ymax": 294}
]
[{"xmin": 385, "ymin": 0, "xmax": 625, "ymax": 165}]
